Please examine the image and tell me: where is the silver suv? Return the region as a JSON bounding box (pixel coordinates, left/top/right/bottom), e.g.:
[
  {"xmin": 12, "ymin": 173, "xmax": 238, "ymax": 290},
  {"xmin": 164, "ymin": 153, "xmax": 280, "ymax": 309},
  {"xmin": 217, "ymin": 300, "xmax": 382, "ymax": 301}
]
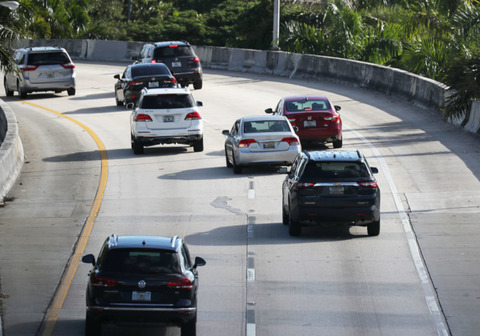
[{"xmin": 4, "ymin": 46, "xmax": 76, "ymax": 98}]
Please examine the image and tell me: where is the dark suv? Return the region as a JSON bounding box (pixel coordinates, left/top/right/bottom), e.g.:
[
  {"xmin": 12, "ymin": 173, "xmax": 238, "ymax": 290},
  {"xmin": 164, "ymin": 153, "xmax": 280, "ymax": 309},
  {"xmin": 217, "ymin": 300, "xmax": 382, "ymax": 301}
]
[
  {"xmin": 134, "ymin": 41, "xmax": 203, "ymax": 90},
  {"xmin": 282, "ymin": 150, "xmax": 380, "ymax": 237},
  {"xmin": 81, "ymin": 235, "xmax": 206, "ymax": 336}
]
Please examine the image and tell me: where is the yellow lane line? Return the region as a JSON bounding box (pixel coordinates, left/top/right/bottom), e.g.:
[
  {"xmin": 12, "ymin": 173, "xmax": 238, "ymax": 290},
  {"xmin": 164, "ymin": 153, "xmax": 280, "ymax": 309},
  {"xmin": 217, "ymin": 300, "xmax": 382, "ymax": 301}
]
[{"xmin": 20, "ymin": 101, "xmax": 108, "ymax": 336}]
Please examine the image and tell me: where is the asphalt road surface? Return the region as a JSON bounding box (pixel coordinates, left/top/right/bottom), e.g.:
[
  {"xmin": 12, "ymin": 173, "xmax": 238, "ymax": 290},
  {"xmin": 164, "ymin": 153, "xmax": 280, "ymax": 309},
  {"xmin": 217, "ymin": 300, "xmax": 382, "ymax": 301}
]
[{"xmin": 1, "ymin": 61, "xmax": 479, "ymax": 336}]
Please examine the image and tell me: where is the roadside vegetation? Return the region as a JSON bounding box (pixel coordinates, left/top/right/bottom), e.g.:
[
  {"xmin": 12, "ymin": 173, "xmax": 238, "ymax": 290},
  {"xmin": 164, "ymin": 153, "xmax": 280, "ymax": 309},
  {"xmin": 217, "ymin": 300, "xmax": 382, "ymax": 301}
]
[{"xmin": 1, "ymin": 0, "xmax": 479, "ymax": 120}]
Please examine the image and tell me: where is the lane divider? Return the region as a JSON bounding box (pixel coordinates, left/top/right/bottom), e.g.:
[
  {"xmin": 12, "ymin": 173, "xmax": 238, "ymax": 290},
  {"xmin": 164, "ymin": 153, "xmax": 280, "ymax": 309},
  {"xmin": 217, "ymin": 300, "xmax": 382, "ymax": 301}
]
[{"xmin": 18, "ymin": 101, "xmax": 108, "ymax": 336}]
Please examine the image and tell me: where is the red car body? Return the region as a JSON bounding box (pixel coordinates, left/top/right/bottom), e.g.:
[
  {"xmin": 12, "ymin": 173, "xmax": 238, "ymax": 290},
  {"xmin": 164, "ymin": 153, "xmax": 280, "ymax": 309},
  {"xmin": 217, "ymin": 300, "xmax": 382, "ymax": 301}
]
[{"xmin": 266, "ymin": 95, "xmax": 343, "ymax": 148}]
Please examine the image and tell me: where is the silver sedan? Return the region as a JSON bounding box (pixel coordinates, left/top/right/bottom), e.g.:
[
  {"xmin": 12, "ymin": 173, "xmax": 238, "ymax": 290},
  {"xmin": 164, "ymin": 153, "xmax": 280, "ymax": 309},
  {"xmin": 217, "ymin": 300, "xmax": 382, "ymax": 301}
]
[{"xmin": 222, "ymin": 115, "xmax": 301, "ymax": 174}]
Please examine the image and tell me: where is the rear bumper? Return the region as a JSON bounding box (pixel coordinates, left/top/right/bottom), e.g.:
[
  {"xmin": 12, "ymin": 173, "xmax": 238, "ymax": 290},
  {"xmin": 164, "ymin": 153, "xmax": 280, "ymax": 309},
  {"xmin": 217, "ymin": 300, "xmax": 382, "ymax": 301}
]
[
  {"xmin": 21, "ymin": 78, "xmax": 76, "ymax": 92},
  {"xmin": 135, "ymin": 134, "xmax": 202, "ymax": 146},
  {"xmin": 172, "ymin": 71, "xmax": 202, "ymax": 84},
  {"xmin": 292, "ymin": 204, "xmax": 380, "ymax": 226},
  {"xmin": 236, "ymin": 147, "xmax": 300, "ymax": 166},
  {"xmin": 297, "ymin": 129, "xmax": 341, "ymax": 142}
]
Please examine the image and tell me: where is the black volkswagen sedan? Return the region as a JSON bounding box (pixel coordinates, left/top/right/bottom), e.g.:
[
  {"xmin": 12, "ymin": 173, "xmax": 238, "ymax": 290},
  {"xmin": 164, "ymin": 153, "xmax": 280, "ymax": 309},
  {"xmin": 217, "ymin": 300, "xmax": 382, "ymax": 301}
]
[
  {"xmin": 114, "ymin": 63, "xmax": 177, "ymax": 107},
  {"xmin": 282, "ymin": 150, "xmax": 381, "ymax": 237},
  {"xmin": 82, "ymin": 234, "xmax": 206, "ymax": 336}
]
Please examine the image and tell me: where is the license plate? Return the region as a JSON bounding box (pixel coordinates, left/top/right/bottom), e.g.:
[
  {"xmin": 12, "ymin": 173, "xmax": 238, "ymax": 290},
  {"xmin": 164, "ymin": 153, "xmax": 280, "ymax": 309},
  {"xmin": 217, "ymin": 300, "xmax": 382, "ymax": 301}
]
[
  {"xmin": 172, "ymin": 61, "xmax": 181, "ymax": 67},
  {"xmin": 163, "ymin": 115, "xmax": 174, "ymax": 122},
  {"xmin": 132, "ymin": 291, "xmax": 151, "ymax": 301},
  {"xmin": 304, "ymin": 120, "xmax": 316, "ymax": 127},
  {"xmin": 148, "ymin": 81, "xmax": 159, "ymax": 88},
  {"xmin": 263, "ymin": 142, "xmax": 275, "ymax": 149},
  {"xmin": 329, "ymin": 186, "xmax": 344, "ymax": 195}
]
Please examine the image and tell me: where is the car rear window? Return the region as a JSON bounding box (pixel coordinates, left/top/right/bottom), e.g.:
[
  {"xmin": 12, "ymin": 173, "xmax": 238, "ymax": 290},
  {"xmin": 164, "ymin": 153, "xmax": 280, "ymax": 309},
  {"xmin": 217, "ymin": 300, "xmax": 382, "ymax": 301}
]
[
  {"xmin": 141, "ymin": 94, "xmax": 194, "ymax": 109},
  {"xmin": 244, "ymin": 120, "xmax": 290, "ymax": 133},
  {"xmin": 28, "ymin": 52, "xmax": 70, "ymax": 66},
  {"xmin": 131, "ymin": 65, "xmax": 170, "ymax": 77},
  {"xmin": 153, "ymin": 45, "xmax": 195, "ymax": 59},
  {"xmin": 285, "ymin": 99, "xmax": 331, "ymax": 112},
  {"xmin": 100, "ymin": 249, "xmax": 181, "ymax": 274},
  {"xmin": 303, "ymin": 161, "xmax": 370, "ymax": 178}
]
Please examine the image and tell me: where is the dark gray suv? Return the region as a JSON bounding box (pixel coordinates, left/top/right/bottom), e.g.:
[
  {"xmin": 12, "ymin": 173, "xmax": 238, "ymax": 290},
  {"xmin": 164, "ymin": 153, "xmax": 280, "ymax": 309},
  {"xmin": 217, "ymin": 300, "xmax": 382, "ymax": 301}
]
[
  {"xmin": 4, "ymin": 46, "xmax": 76, "ymax": 98},
  {"xmin": 134, "ymin": 41, "xmax": 203, "ymax": 90}
]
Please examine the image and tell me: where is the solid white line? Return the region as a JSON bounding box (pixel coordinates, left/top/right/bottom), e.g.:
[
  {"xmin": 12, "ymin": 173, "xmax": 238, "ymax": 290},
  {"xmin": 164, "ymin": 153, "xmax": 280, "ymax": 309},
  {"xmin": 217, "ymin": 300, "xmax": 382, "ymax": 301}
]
[{"xmin": 246, "ymin": 323, "xmax": 256, "ymax": 336}]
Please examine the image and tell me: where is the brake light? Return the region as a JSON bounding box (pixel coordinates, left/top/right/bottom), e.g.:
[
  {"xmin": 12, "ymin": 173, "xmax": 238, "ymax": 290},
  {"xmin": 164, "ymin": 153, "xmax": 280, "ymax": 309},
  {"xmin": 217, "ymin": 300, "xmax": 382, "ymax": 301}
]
[
  {"xmin": 324, "ymin": 115, "xmax": 340, "ymax": 122},
  {"xmin": 168, "ymin": 277, "xmax": 193, "ymax": 289},
  {"xmin": 189, "ymin": 56, "xmax": 200, "ymax": 63},
  {"xmin": 167, "ymin": 77, "xmax": 177, "ymax": 84},
  {"xmin": 91, "ymin": 275, "xmax": 117, "ymax": 287},
  {"xmin": 128, "ymin": 81, "xmax": 142, "ymax": 86},
  {"xmin": 358, "ymin": 181, "xmax": 378, "ymax": 188},
  {"xmin": 135, "ymin": 114, "xmax": 153, "ymax": 121},
  {"xmin": 21, "ymin": 65, "xmax": 38, "ymax": 71},
  {"xmin": 61, "ymin": 62, "xmax": 75, "ymax": 69},
  {"xmin": 281, "ymin": 137, "xmax": 299, "ymax": 146},
  {"xmin": 238, "ymin": 139, "xmax": 256, "ymax": 148},
  {"xmin": 185, "ymin": 112, "xmax": 201, "ymax": 120},
  {"xmin": 294, "ymin": 182, "xmax": 315, "ymax": 189},
  {"xmin": 169, "ymin": 44, "xmax": 179, "ymax": 48}
]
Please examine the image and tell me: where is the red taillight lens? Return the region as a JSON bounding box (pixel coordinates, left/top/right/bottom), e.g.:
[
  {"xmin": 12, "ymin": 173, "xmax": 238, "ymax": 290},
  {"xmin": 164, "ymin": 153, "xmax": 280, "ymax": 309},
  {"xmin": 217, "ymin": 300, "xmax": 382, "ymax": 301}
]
[
  {"xmin": 238, "ymin": 139, "xmax": 256, "ymax": 148},
  {"xmin": 128, "ymin": 81, "xmax": 142, "ymax": 86},
  {"xmin": 21, "ymin": 65, "xmax": 39, "ymax": 71},
  {"xmin": 169, "ymin": 44, "xmax": 179, "ymax": 48},
  {"xmin": 294, "ymin": 182, "xmax": 315, "ymax": 189},
  {"xmin": 358, "ymin": 181, "xmax": 378, "ymax": 188},
  {"xmin": 135, "ymin": 114, "xmax": 153, "ymax": 121},
  {"xmin": 189, "ymin": 56, "xmax": 200, "ymax": 63},
  {"xmin": 169, "ymin": 77, "xmax": 177, "ymax": 84},
  {"xmin": 281, "ymin": 137, "xmax": 300, "ymax": 146},
  {"xmin": 91, "ymin": 275, "xmax": 117, "ymax": 287},
  {"xmin": 168, "ymin": 277, "xmax": 193, "ymax": 289},
  {"xmin": 324, "ymin": 115, "xmax": 340, "ymax": 122},
  {"xmin": 185, "ymin": 112, "xmax": 201, "ymax": 120},
  {"xmin": 61, "ymin": 62, "xmax": 75, "ymax": 69}
]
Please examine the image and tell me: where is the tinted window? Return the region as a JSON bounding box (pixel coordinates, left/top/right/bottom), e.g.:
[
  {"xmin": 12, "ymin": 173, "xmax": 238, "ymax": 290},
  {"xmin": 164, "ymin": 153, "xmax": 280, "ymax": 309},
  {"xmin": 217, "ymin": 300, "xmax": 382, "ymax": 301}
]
[
  {"xmin": 244, "ymin": 120, "xmax": 290, "ymax": 133},
  {"xmin": 100, "ymin": 249, "xmax": 181, "ymax": 274},
  {"xmin": 141, "ymin": 94, "xmax": 194, "ymax": 109},
  {"xmin": 285, "ymin": 99, "xmax": 331, "ymax": 112},
  {"xmin": 131, "ymin": 65, "xmax": 170, "ymax": 77},
  {"xmin": 303, "ymin": 161, "xmax": 370, "ymax": 178},
  {"xmin": 153, "ymin": 46, "xmax": 194, "ymax": 58},
  {"xmin": 28, "ymin": 52, "xmax": 70, "ymax": 65}
]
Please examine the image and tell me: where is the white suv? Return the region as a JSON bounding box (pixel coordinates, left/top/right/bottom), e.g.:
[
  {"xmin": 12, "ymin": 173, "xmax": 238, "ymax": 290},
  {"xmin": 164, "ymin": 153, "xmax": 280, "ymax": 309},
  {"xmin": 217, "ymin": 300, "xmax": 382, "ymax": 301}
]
[{"xmin": 130, "ymin": 87, "xmax": 204, "ymax": 154}]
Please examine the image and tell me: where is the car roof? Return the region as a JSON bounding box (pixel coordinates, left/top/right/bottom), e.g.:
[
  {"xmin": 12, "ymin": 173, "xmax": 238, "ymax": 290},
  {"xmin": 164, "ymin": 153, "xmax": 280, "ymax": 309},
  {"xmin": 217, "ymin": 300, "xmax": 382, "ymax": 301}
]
[
  {"xmin": 142, "ymin": 87, "xmax": 191, "ymax": 96},
  {"xmin": 241, "ymin": 115, "xmax": 287, "ymax": 122},
  {"xmin": 18, "ymin": 46, "xmax": 67, "ymax": 53},
  {"xmin": 130, "ymin": 63, "xmax": 170, "ymax": 70},
  {"xmin": 283, "ymin": 95, "xmax": 329, "ymax": 101},
  {"xmin": 305, "ymin": 150, "xmax": 365, "ymax": 162},
  {"xmin": 152, "ymin": 41, "xmax": 190, "ymax": 47},
  {"xmin": 106, "ymin": 234, "xmax": 181, "ymax": 252}
]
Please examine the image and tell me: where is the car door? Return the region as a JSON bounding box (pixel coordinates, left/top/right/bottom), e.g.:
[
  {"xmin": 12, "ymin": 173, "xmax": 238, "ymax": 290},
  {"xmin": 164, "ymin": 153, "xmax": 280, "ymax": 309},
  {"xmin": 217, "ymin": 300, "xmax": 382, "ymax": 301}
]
[
  {"xmin": 116, "ymin": 67, "xmax": 130, "ymax": 102},
  {"xmin": 5, "ymin": 50, "xmax": 23, "ymax": 89},
  {"xmin": 225, "ymin": 120, "xmax": 240, "ymax": 163}
]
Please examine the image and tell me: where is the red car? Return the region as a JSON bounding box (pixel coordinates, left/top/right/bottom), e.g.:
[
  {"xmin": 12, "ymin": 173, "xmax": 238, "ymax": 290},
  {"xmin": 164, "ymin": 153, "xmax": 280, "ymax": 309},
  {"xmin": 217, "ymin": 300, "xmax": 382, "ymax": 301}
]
[{"xmin": 265, "ymin": 95, "xmax": 343, "ymax": 148}]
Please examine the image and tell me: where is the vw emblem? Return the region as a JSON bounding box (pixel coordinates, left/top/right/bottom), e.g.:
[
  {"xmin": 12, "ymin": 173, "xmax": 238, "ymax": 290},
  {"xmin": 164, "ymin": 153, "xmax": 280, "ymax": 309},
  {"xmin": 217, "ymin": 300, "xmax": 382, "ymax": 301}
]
[{"xmin": 138, "ymin": 280, "xmax": 147, "ymax": 288}]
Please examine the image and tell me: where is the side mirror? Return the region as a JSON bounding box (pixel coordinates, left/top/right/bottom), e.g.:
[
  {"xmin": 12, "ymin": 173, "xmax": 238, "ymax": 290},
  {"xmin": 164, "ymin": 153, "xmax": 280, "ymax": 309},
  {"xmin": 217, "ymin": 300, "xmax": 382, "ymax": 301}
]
[
  {"xmin": 334, "ymin": 105, "xmax": 341, "ymax": 112},
  {"xmin": 196, "ymin": 101, "xmax": 203, "ymax": 107},
  {"xmin": 193, "ymin": 256, "xmax": 206, "ymax": 268},
  {"xmin": 371, "ymin": 167, "xmax": 379, "ymax": 174},
  {"xmin": 222, "ymin": 130, "xmax": 230, "ymax": 136},
  {"xmin": 265, "ymin": 108, "xmax": 274, "ymax": 114},
  {"xmin": 126, "ymin": 102, "xmax": 135, "ymax": 110},
  {"xmin": 114, "ymin": 74, "xmax": 120, "ymax": 79},
  {"xmin": 82, "ymin": 254, "xmax": 95, "ymax": 266}
]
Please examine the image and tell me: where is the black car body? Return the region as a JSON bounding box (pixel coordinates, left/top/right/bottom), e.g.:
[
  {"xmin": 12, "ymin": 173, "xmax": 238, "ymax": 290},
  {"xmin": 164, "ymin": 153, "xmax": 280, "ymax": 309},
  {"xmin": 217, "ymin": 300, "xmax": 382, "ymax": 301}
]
[
  {"xmin": 82, "ymin": 235, "xmax": 206, "ymax": 336},
  {"xmin": 114, "ymin": 63, "xmax": 177, "ymax": 106},
  {"xmin": 134, "ymin": 41, "xmax": 203, "ymax": 90},
  {"xmin": 282, "ymin": 150, "xmax": 380, "ymax": 236}
]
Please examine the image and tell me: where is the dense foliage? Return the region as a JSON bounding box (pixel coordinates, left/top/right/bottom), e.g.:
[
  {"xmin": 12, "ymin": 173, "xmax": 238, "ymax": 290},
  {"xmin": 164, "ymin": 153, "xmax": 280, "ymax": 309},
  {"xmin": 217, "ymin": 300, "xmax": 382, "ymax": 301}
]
[{"xmin": 1, "ymin": 0, "xmax": 480, "ymax": 119}]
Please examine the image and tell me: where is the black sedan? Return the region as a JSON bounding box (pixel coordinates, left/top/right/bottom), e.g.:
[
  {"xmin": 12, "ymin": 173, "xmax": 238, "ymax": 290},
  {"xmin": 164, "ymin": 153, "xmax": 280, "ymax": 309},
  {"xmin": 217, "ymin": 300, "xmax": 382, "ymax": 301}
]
[{"xmin": 114, "ymin": 63, "xmax": 177, "ymax": 107}]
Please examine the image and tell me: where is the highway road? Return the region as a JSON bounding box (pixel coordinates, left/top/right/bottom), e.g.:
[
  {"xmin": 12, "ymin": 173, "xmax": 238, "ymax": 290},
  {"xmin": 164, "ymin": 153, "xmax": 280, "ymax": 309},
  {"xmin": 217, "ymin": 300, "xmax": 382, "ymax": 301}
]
[{"xmin": 1, "ymin": 61, "xmax": 479, "ymax": 336}]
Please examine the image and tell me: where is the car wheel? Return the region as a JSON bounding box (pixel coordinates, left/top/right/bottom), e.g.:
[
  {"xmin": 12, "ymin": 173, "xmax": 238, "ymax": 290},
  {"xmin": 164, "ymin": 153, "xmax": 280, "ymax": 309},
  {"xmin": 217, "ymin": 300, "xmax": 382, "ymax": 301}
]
[
  {"xmin": 4, "ymin": 78, "xmax": 13, "ymax": 97},
  {"xmin": 225, "ymin": 148, "xmax": 233, "ymax": 168},
  {"xmin": 67, "ymin": 88, "xmax": 76, "ymax": 96},
  {"xmin": 367, "ymin": 220, "xmax": 380, "ymax": 236},
  {"xmin": 232, "ymin": 155, "xmax": 242, "ymax": 174},
  {"xmin": 282, "ymin": 206, "xmax": 288, "ymax": 225},
  {"xmin": 17, "ymin": 81, "xmax": 27, "ymax": 98},
  {"xmin": 115, "ymin": 92, "xmax": 123, "ymax": 106},
  {"xmin": 85, "ymin": 313, "xmax": 101, "ymax": 336},
  {"xmin": 193, "ymin": 138, "xmax": 204, "ymax": 152},
  {"xmin": 180, "ymin": 319, "xmax": 196, "ymax": 336},
  {"xmin": 288, "ymin": 205, "xmax": 301, "ymax": 236},
  {"xmin": 193, "ymin": 80, "xmax": 203, "ymax": 90},
  {"xmin": 333, "ymin": 137, "xmax": 343, "ymax": 148},
  {"xmin": 132, "ymin": 137, "xmax": 144, "ymax": 155}
]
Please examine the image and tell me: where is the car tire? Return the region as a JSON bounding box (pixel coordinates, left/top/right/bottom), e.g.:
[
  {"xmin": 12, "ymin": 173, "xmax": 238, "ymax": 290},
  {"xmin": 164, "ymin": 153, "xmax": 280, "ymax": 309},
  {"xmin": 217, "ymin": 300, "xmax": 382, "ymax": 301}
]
[
  {"xmin": 193, "ymin": 80, "xmax": 203, "ymax": 90},
  {"xmin": 85, "ymin": 313, "xmax": 101, "ymax": 336},
  {"xmin": 181, "ymin": 319, "xmax": 196, "ymax": 336},
  {"xmin": 132, "ymin": 137, "xmax": 144, "ymax": 155},
  {"xmin": 232, "ymin": 155, "xmax": 242, "ymax": 174},
  {"xmin": 67, "ymin": 88, "xmax": 76, "ymax": 96},
  {"xmin": 333, "ymin": 137, "xmax": 343, "ymax": 148},
  {"xmin": 115, "ymin": 92, "xmax": 123, "ymax": 106},
  {"xmin": 367, "ymin": 220, "xmax": 380, "ymax": 236},
  {"xmin": 282, "ymin": 206, "xmax": 288, "ymax": 225},
  {"xmin": 288, "ymin": 205, "xmax": 301, "ymax": 236},
  {"xmin": 4, "ymin": 78, "xmax": 13, "ymax": 97},
  {"xmin": 225, "ymin": 149, "xmax": 232, "ymax": 168},
  {"xmin": 17, "ymin": 81, "xmax": 27, "ymax": 98},
  {"xmin": 193, "ymin": 138, "xmax": 204, "ymax": 152}
]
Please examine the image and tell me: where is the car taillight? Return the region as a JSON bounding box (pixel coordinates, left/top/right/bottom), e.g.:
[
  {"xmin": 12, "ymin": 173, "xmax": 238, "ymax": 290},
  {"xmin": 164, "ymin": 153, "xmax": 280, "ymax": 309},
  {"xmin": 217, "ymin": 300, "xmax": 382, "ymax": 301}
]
[
  {"xmin": 169, "ymin": 44, "xmax": 179, "ymax": 48},
  {"xmin": 238, "ymin": 139, "xmax": 256, "ymax": 148},
  {"xmin": 21, "ymin": 65, "xmax": 38, "ymax": 71},
  {"xmin": 167, "ymin": 78, "xmax": 177, "ymax": 84},
  {"xmin": 152, "ymin": 59, "xmax": 165, "ymax": 64},
  {"xmin": 128, "ymin": 81, "xmax": 142, "ymax": 86},
  {"xmin": 168, "ymin": 277, "xmax": 193, "ymax": 289},
  {"xmin": 185, "ymin": 112, "xmax": 201, "ymax": 120},
  {"xmin": 189, "ymin": 56, "xmax": 200, "ymax": 63},
  {"xmin": 91, "ymin": 275, "xmax": 117, "ymax": 287},
  {"xmin": 294, "ymin": 182, "xmax": 315, "ymax": 189},
  {"xmin": 358, "ymin": 181, "xmax": 378, "ymax": 188},
  {"xmin": 61, "ymin": 62, "xmax": 75, "ymax": 69},
  {"xmin": 324, "ymin": 115, "xmax": 340, "ymax": 122},
  {"xmin": 135, "ymin": 114, "xmax": 153, "ymax": 121},
  {"xmin": 281, "ymin": 137, "xmax": 299, "ymax": 146}
]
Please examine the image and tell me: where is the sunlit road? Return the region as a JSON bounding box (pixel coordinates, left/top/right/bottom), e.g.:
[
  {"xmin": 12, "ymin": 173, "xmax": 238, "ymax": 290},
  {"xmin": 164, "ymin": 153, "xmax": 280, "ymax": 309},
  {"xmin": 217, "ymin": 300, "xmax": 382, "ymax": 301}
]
[{"xmin": 1, "ymin": 61, "xmax": 480, "ymax": 336}]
